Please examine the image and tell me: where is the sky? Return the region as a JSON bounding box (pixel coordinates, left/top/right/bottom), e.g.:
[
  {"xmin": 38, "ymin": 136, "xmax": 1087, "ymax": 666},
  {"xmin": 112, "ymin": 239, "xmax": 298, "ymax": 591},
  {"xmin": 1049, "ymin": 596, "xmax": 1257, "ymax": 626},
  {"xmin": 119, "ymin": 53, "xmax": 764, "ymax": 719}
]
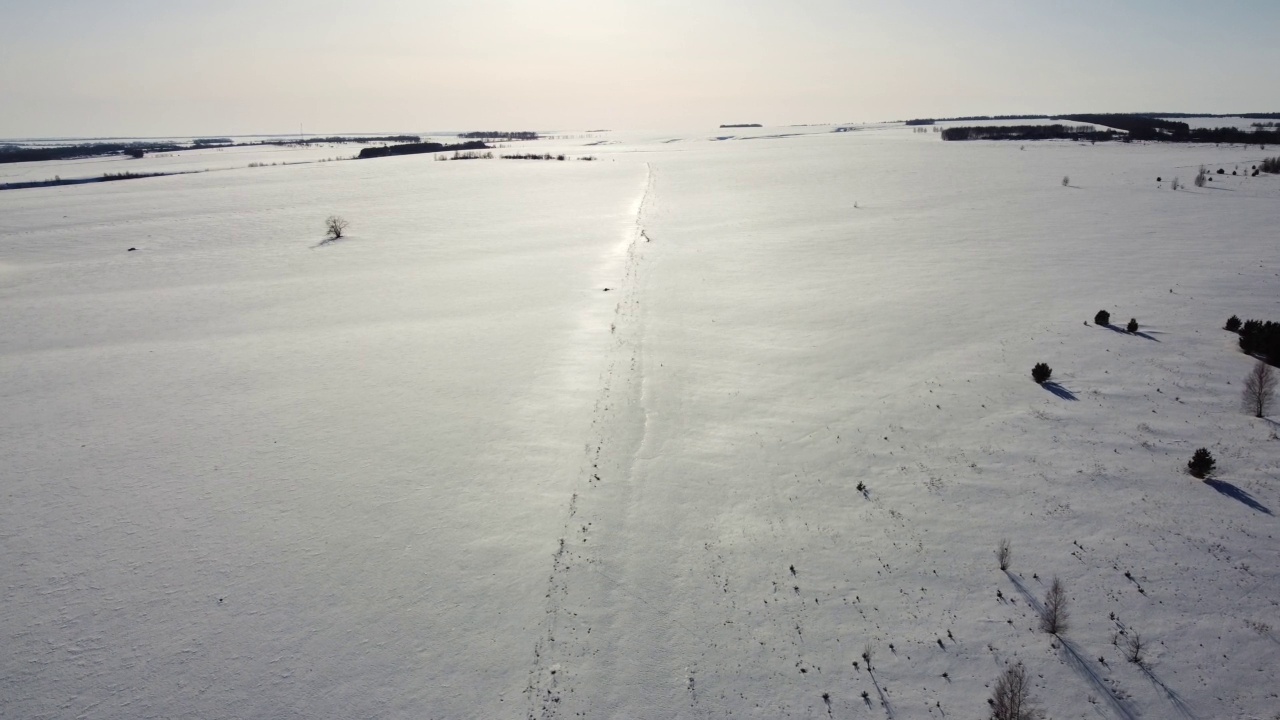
[{"xmin": 2, "ymin": 0, "xmax": 1279, "ymax": 138}]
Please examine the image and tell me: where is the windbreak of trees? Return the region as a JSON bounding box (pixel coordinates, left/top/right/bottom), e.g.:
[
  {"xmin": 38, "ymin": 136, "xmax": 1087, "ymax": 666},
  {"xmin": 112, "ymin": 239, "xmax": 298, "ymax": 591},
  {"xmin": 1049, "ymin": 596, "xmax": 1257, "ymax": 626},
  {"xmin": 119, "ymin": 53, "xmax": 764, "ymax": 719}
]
[
  {"xmin": 458, "ymin": 131, "xmax": 539, "ymax": 140},
  {"xmin": 941, "ymin": 125, "xmax": 1116, "ymax": 142},
  {"xmin": 1059, "ymin": 114, "xmax": 1280, "ymax": 144},
  {"xmin": 0, "ymin": 143, "xmax": 182, "ymax": 164},
  {"xmin": 357, "ymin": 140, "xmax": 490, "ymax": 159}
]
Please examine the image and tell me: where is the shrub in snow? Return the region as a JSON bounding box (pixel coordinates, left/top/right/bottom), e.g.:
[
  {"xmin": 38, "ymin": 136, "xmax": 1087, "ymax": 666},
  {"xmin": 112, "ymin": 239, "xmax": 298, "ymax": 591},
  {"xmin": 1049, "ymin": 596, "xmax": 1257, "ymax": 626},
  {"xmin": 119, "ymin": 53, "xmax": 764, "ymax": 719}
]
[
  {"xmin": 1094, "ymin": 310, "xmax": 1110, "ymax": 326},
  {"xmin": 996, "ymin": 538, "xmax": 1011, "ymax": 571},
  {"xmin": 1225, "ymin": 315, "xmax": 1242, "ymax": 332},
  {"xmin": 324, "ymin": 215, "xmax": 350, "ymax": 241},
  {"xmin": 1040, "ymin": 577, "xmax": 1068, "ymax": 634},
  {"xmin": 1062, "ymin": 176, "xmax": 1069, "ymax": 187},
  {"xmin": 1242, "ymin": 361, "xmax": 1276, "ymax": 418},
  {"xmin": 1031, "ymin": 363, "xmax": 1052, "ymax": 384},
  {"xmin": 1125, "ymin": 632, "xmax": 1145, "ymax": 664},
  {"xmin": 1170, "ymin": 177, "xmax": 1181, "ymax": 190},
  {"xmin": 1188, "ymin": 448, "xmax": 1216, "ymax": 478},
  {"xmin": 1194, "ymin": 166, "xmax": 1207, "ymax": 187},
  {"xmin": 1126, "ymin": 318, "xmax": 1139, "ymax": 334}
]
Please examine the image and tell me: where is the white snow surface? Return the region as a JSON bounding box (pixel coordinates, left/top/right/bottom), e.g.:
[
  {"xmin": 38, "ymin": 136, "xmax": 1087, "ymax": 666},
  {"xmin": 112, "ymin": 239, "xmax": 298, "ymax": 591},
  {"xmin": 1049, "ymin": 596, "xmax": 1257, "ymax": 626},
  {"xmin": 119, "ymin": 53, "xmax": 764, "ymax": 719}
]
[{"xmin": 2, "ymin": 125, "xmax": 1279, "ymax": 719}]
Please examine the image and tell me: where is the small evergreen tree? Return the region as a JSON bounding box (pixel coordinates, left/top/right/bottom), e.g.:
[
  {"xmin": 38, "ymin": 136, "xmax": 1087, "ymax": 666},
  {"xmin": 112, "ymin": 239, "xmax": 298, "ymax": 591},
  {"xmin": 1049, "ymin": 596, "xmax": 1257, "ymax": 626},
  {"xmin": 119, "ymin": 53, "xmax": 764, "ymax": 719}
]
[
  {"xmin": 1126, "ymin": 318, "xmax": 1139, "ymax": 334},
  {"xmin": 1225, "ymin": 315, "xmax": 1242, "ymax": 332},
  {"xmin": 1188, "ymin": 448, "xmax": 1215, "ymax": 478},
  {"xmin": 1031, "ymin": 363, "xmax": 1052, "ymax": 384},
  {"xmin": 1094, "ymin": 310, "xmax": 1111, "ymax": 325}
]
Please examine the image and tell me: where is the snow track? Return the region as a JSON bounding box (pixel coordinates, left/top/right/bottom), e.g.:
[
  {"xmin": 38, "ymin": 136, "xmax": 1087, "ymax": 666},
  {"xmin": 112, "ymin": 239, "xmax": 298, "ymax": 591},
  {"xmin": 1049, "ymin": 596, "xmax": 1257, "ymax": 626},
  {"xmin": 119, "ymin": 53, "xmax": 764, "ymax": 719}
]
[{"xmin": 526, "ymin": 163, "xmax": 669, "ymax": 719}]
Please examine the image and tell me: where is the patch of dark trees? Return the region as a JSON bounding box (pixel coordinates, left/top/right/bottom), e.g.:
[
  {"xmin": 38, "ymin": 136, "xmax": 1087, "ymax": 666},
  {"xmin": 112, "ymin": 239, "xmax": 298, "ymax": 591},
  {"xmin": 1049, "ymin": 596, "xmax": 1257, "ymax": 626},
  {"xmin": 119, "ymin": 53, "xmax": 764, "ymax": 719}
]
[
  {"xmin": 1260, "ymin": 156, "xmax": 1280, "ymax": 173},
  {"xmin": 904, "ymin": 119, "xmax": 935, "ymax": 126},
  {"xmin": 1232, "ymin": 318, "xmax": 1280, "ymax": 366},
  {"xmin": 943, "ymin": 113, "xmax": 1280, "ymax": 144},
  {"xmin": 0, "ymin": 142, "xmax": 182, "ymax": 164},
  {"xmin": 459, "ymin": 131, "xmax": 539, "ymax": 140},
  {"xmin": 719, "ymin": 124, "xmax": 762, "ymax": 128},
  {"xmin": 357, "ymin": 141, "xmax": 490, "ymax": 159},
  {"xmin": 941, "ymin": 125, "xmax": 1116, "ymax": 142}
]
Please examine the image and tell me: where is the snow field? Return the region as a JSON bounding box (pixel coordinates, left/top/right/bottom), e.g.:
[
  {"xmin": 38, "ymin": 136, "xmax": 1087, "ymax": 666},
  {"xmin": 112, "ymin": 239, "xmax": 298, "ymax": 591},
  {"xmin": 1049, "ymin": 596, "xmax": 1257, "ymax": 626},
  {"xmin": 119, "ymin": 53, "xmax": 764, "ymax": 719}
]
[{"xmin": 2, "ymin": 125, "xmax": 1278, "ymax": 719}]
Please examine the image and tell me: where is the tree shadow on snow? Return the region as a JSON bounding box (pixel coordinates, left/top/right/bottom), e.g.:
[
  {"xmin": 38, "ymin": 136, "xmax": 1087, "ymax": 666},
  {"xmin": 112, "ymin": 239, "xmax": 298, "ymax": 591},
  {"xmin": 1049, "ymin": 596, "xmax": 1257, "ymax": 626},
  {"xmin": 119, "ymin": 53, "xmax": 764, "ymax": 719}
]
[
  {"xmin": 1100, "ymin": 324, "xmax": 1160, "ymax": 342},
  {"xmin": 1004, "ymin": 572, "xmax": 1045, "ymax": 616},
  {"xmin": 1138, "ymin": 662, "xmax": 1199, "ymax": 719},
  {"xmin": 1042, "ymin": 382, "xmax": 1078, "ymax": 401},
  {"xmin": 1057, "ymin": 638, "xmax": 1140, "ymax": 720},
  {"xmin": 1204, "ymin": 478, "xmax": 1272, "ymax": 515}
]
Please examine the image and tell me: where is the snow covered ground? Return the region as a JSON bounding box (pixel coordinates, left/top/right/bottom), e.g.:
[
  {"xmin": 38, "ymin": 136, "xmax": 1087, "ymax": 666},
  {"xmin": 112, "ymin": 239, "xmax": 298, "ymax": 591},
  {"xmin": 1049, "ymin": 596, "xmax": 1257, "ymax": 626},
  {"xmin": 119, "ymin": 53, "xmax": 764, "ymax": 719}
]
[{"xmin": 2, "ymin": 124, "xmax": 1278, "ymax": 719}]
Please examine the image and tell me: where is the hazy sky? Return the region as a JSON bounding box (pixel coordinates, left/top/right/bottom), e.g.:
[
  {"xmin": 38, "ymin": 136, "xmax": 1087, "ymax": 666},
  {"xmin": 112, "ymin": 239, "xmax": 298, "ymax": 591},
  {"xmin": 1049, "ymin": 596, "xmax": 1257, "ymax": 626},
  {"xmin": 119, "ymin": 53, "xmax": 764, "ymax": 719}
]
[{"xmin": 2, "ymin": 0, "xmax": 1278, "ymax": 137}]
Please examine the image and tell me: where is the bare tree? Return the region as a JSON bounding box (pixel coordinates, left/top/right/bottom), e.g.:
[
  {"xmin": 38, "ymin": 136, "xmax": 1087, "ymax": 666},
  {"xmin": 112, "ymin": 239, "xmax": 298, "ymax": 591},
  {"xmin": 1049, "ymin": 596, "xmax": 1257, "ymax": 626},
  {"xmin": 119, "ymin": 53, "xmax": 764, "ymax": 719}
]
[
  {"xmin": 324, "ymin": 215, "xmax": 350, "ymax": 241},
  {"xmin": 1040, "ymin": 576, "xmax": 1068, "ymax": 634},
  {"xmin": 1062, "ymin": 175, "xmax": 1069, "ymax": 187},
  {"xmin": 996, "ymin": 538, "xmax": 1012, "ymax": 571},
  {"xmin": 1194, "ymin": 165, "xmax": 1207, "ymax": 187},
  {"xmin": 1242, "ymin": 361, "xmax": 1276, "ymax": 418},
  {"xmin": 1124, "ymin": 632, "xmax": 1144, "ymax": 664},
  {"xmin": 989, "ymin": 662, "xmax": 1042, "ymax": 720}
]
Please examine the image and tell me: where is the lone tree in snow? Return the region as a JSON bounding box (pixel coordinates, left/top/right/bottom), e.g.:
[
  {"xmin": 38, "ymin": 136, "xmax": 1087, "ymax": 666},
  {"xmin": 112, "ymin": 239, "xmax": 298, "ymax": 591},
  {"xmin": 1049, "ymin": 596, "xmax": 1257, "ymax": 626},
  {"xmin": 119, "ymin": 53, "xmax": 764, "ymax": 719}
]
[
  {"xmin": 1031, "ymin": 363, "xmax": 1052, "ymax": 384},
  {"xmin": 1225, "ymin": 315, "xmax": 1242, "ymax": 332},
  {"xmin": 1188, "ymin": 448, "xmax": 1216, "ymax": 478},
  {"xmin": 1194, "ymin": 165, "xmax": 1208, "ymax": 187},
  {"xmin": 1062, "ymin": 175, "xmax": 1069, "ymax": 187},
  {"xmin": 989, "ymin": 662, "xmax": 1042, "ymax": 720},
  {"xmin": 1126, "ymin": 318, "xmax": 1139, "ymax": 334},
  {"xmin": 1242, "ymin": 361, "xmax": 1276, "ymax": 418},
  {"xmin": 325, "ymin": 215, "xmax": 350, "ymax": 241},
  {"xmin": 996, "ymin": 538, "xmax": 1012, "ymax": 571},
  {"xmin": 1124, "ymin": 632, "xmax": 1145, "ymax": 665},
  {"xmin": 1094, "ymin": 309, "xmax": 1111, "ymax": 326},
  {"xmin": 1040, "ymin": 577, "xmax": 1068, "ymax": 634}
]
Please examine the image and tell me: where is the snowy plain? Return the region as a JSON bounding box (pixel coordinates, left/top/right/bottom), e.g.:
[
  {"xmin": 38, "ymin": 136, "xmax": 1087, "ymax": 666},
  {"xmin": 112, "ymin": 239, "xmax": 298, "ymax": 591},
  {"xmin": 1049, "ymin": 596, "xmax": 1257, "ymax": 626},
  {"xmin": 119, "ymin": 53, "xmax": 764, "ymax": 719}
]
[{"xmin": 2, "ymin": 123, "xmax": 1278, "ymax": 719}]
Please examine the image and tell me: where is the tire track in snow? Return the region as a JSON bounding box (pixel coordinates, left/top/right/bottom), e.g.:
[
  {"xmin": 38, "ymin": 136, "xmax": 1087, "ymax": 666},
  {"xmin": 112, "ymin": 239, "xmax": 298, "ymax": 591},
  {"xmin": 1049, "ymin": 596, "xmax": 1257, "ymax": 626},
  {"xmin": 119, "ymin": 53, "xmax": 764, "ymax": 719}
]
[{"xmin": 525, "ymin": 163, "xmax": 669, "ymax": 720}]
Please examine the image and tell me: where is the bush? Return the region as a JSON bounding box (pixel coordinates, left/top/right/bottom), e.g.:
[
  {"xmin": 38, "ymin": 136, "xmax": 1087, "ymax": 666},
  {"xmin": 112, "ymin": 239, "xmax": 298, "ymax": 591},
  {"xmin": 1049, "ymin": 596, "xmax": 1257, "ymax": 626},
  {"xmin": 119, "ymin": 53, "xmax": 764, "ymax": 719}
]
[
  {"xmin": 1094, "ymin": 309, "xmax": 1111, "ymax": 325},
  {"xmin": 1188, "ymin": 448, "xmax": 1215, "ymax": 478},
  {"xmin": 1126, "ymin": 318, "xmax": 1139, "ymax": 333},
  {"xmin": 1225, "ymin": 315, "xmax": 1242, "ymax": 332},
  {"xmin": 1194, "ymin": 165, "xmax": 1207, "ymax": 187},
  {"xmin": 1062, "ymin": 175, "xmax": 1069, "ymax": 187},
  {"xmin": 996, "ymin": 538, "xmax": 1011, "ymax": 571},
  {"xmin": 1031, "ymin": 363, "xmax": 1052, "ymax": 384},
  {"xmin": 324, "ymin": 215, "xmax": 350, "ymax": 241}
]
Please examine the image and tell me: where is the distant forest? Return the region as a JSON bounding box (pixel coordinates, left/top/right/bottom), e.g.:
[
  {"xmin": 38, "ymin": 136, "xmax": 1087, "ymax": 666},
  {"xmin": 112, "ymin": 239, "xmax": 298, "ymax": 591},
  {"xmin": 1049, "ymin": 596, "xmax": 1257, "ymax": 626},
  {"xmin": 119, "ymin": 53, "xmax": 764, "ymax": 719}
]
[
  {"xmin": 0, "ymin": 142, "xmax": 182, "ymax": 164},
  {"xmin": 458, "ymin": 131, "xmax": 539, "ymax": 140},
  {"xmin": 941, "ymin": 125, "xmax": 1116, "ymax": 142},
  {"xmin": 357, "ymin": 140, "xmax": 490, "ymax": 159},
  {"xmin": 0, "ymin": 135, "xmax": 423, "ymax": 164},
  {"xmin": 942, "ymin": 113, "xmax": 1280, "ymax": 144},
  {"xmin": 906, "ymin": 115, "xmax": 1048, "ymax": 126},
  {"xmin": 720, "ymin": 123, "xmax": 762, "ymax": 128}
]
